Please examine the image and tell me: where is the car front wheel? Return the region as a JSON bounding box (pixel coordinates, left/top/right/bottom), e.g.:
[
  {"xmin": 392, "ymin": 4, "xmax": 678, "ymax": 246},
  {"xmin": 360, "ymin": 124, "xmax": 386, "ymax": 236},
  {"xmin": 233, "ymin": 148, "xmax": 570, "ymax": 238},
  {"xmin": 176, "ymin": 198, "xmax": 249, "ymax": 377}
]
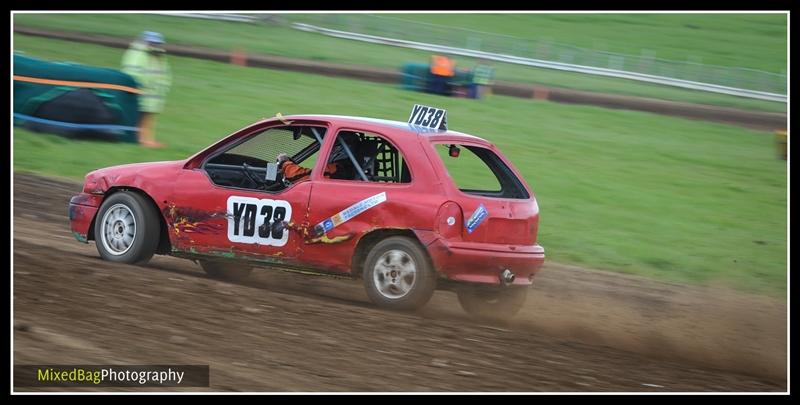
[
  {"xmin": 363, "ymin": 236, "xmax": 436, "ymax": 310},
  {"xmin": 94, "ymin": 191, "xmax": 161, "ymax": 265}
]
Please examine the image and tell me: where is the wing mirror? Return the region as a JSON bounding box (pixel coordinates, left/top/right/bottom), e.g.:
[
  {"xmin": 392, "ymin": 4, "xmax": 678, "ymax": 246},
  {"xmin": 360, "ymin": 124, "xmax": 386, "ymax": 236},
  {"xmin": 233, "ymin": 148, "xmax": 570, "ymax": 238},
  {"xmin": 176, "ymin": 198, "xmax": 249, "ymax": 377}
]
[{"xmin": 449, "ymin": 144, "xmax": 460, "ymax": 158}]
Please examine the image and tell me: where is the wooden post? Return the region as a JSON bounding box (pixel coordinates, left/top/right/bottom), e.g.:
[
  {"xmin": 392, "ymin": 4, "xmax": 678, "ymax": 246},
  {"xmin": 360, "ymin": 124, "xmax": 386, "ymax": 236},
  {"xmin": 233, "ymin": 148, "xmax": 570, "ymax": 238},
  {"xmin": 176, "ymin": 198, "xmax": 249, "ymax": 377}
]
[
  {"xmin": 532, "ymin": 87, "xmax": 550, "ymax": 100},
  {"xmin": 230, "ymin": 47, "xmax": 247, "ymax": 67}
]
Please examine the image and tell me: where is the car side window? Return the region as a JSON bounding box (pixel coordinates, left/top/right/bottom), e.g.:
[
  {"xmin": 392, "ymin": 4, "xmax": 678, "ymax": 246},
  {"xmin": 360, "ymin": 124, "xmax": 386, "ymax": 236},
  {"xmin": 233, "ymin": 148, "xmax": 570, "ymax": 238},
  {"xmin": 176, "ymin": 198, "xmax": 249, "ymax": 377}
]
[
  {"xmin": 220, "ymin": 127, "xmax": 321, "ymax": 165},
  {"xmin": 435, "ymin": 143, "xmax": 529, "ymax": 199},
  {"xmin": 325, "ymin": 130, "xmax": 411, "ymax": 183},
  {"xmin": 204, "ymin": 125, "xmax": 326, "ymax": 192}
]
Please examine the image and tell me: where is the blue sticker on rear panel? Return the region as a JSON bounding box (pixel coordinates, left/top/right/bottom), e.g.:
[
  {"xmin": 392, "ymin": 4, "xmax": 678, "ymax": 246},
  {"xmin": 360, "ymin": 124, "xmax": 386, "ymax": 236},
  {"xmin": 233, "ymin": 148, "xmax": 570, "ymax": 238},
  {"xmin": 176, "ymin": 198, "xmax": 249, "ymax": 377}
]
[{"xmin": 465, "ymin": 203, "xmax": 489, "ymax": 234}]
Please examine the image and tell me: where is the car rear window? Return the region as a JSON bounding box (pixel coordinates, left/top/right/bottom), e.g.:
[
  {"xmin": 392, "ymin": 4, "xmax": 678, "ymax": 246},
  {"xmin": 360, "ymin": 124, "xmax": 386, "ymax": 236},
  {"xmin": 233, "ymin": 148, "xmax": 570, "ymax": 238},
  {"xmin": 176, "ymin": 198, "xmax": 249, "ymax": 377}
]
[{"xmin": 435, "ymin": 143, "xmax": 529, "ymax": 199}]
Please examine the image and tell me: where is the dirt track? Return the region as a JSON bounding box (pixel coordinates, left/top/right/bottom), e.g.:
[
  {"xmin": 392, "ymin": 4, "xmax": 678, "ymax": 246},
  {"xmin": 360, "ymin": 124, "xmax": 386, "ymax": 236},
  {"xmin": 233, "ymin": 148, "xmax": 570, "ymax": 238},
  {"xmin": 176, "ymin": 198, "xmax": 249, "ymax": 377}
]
[{"xmin": 13, "ymin": 173, "xmax": 786, "ymax": 392}]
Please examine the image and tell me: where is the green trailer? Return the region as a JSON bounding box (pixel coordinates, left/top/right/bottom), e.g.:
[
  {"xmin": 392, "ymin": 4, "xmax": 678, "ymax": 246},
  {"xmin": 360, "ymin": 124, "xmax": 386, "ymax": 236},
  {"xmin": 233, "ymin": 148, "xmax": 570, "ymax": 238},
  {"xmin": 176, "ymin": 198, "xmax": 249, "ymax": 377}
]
[{"xmin": 13, "ymin": 52, "xmax": 141, "ymax": 143}]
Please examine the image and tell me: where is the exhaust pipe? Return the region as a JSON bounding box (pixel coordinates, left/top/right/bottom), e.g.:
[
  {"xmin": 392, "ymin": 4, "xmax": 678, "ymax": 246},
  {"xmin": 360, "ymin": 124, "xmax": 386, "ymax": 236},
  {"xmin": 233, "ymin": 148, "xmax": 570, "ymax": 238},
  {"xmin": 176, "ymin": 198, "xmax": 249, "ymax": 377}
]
[{"xmin": 500, "ymin": 269, "xmax": 515, "ymax": 286}]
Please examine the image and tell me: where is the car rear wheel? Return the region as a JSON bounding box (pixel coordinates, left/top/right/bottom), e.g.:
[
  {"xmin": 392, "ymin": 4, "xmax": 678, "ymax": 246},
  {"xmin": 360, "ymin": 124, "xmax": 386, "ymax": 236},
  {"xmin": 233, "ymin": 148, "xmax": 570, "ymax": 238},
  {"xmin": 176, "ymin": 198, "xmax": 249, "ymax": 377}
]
[
  {"xmin": 94, "ymin": 191, "xmax": 160, "ymax": 265},
  {"xmin": 200, "ymin": 260, "xmax": 253, "ymax": 281},
  {"xmin": 363, "ymin": 236, "xmax": 436, "ymax": 310},
  {"xmin": 456, "ymin": 286, "xmax": 529, "ymax": 321}
]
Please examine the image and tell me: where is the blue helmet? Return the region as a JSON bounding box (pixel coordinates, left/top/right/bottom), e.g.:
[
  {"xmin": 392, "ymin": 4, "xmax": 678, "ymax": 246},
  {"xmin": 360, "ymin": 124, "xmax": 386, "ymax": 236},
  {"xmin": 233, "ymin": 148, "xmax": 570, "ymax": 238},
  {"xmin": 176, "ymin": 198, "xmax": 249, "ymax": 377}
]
[{"xmin": 141, "ymin": 31, "xmax": 165, "ymax": 45}]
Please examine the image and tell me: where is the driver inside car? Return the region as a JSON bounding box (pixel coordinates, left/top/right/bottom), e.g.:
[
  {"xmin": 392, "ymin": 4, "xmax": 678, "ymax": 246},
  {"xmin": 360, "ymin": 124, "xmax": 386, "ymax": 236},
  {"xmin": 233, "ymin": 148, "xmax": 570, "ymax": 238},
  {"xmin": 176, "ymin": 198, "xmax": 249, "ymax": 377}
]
[
  {"xmin": 277, "ymin": 135, "xmax": 358, "ymax": 183},
  {"xmin": 277, "ymin": 153, "xmax": 339, "ymax": 183}
]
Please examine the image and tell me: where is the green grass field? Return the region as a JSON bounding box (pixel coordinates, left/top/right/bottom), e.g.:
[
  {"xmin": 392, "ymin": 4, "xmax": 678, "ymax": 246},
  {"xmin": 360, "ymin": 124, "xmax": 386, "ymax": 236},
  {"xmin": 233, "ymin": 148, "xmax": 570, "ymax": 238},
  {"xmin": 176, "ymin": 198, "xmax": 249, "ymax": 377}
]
[
  {"xmin": 13, "ymin": 13, "xmax": 787, "ymax": 113},
  {"xmin": 13, "ymin": 34, "xmax": 787, "ymax": 295},
  {"xmin": 370, "ymin": 13, "xmax": 787, "ymax": 72}
]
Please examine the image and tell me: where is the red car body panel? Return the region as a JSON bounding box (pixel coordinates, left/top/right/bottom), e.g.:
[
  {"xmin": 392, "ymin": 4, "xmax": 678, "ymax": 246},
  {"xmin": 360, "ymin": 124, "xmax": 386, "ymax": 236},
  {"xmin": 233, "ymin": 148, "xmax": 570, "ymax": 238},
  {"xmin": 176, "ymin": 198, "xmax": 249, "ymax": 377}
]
[
  {"xmin": 69, "ymin": 160, "xmax": 183, "ymax": 242},
  {"xmin": 68, "ymin": 115, "xmax": 545, "ymax": 285}
]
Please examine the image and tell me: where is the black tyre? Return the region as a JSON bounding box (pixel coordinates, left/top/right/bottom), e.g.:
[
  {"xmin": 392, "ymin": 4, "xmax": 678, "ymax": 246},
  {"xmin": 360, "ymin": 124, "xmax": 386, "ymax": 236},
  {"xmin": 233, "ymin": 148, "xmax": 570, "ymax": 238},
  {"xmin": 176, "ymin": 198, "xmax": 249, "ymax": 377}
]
[
  {"xmin": 94, "ymin": 191, "xmax": 161, "ymax": 265},
  {"xmin": 362, "ymin": 236, "xmax": 437, "ymax": 310},
  {"xmin": 456, "ymin": 286, "xmax": 529, "ymax": 321},
  {"xmin": 200, "ymin": 261, "xmax": 253, "ymax": 281}
]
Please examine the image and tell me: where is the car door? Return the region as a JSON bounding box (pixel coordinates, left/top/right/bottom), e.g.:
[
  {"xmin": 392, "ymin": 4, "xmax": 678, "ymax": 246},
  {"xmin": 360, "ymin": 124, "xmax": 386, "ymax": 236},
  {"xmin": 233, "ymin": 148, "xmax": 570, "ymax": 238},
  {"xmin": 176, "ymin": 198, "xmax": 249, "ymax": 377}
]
[
  {"xmin": 302, "ymin": 127, "xmax": 421, "ymax": 274},
  {"xmin": 167, "ymin": 124, "xmax": 326, "ymax": 262}
]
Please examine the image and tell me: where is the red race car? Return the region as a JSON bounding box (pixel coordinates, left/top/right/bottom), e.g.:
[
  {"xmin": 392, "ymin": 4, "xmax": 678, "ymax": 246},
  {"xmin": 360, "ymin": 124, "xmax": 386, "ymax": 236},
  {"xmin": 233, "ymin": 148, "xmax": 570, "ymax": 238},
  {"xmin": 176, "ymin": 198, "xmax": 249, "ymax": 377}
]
[{"xmin": 68, "ymin": 105, "xmax": 545, "ymax": 319}]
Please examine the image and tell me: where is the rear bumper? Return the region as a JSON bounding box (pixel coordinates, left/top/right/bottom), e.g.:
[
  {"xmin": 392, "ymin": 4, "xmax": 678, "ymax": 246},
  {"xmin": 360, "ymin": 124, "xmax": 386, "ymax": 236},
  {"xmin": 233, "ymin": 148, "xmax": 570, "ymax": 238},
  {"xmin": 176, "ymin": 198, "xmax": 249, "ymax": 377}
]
[
  {"xmin": 68, "ymin": 193, "xmax": 103, "ymax": 243},
  {"xmin": 427, "ymin": 238, "xmax": 545, "ymax": 286}
]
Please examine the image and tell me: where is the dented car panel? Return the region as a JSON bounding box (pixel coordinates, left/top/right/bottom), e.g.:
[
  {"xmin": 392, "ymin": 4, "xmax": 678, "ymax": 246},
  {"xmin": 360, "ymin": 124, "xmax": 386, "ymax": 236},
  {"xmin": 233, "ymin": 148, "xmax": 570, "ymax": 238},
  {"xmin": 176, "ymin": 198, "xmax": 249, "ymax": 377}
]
[
  {"xmin": 68, "ymin": 194, "xmax": 100, "ymax": 242},
  {"xmin": 69, "ymin": 113, "xmax": 545, "ymax": 287},
  {"xmin": 427, "ymin": 239, "xmax": 545, "ymax": 285},
  {"xmin": 166, "ymin": 168, "xmax": 312, "ymax": 263},
  {"xmin": 68, "ymin": 161, "xmax": 183, "ymax": 241}
]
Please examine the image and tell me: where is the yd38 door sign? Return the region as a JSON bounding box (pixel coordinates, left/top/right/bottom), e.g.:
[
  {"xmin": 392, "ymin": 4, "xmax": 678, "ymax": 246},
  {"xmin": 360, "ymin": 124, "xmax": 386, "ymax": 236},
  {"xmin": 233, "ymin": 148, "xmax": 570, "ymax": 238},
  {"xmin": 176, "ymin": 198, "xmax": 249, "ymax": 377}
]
[{"xmin": 227, "ymin": 196, "xmax": 293, "ymax": 246}]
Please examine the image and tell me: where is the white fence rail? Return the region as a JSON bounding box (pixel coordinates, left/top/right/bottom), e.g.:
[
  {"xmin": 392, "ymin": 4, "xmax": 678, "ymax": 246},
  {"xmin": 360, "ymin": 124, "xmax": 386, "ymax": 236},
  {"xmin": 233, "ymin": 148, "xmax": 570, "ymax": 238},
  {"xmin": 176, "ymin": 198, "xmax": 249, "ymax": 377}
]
[
  {"xmin": 154, "ymin": 13, "xmax": 259, "ymax": 23},
  {"xmin": 292, "ymin": 22, "xmax": 786, "ymax": 103},
  {"xmin": 153, "ymin": 13, "xmax": 787, "ymax": 103}
]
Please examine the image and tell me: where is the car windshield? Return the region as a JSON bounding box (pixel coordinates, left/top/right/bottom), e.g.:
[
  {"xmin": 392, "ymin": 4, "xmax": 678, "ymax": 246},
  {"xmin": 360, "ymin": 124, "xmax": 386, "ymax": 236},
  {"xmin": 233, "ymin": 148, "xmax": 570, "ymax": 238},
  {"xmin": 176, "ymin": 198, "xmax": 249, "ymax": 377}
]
[{"xmin": 203, "ymin": 125, "xmax": 326, "ymax": 192}]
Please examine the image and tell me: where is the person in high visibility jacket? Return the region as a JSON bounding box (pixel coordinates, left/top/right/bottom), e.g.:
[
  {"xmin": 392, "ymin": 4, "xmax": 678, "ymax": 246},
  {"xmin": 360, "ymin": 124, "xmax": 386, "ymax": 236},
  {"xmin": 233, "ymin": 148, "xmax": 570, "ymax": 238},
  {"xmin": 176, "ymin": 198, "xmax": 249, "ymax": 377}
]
[
  {"xmin": 121, "ymin": 31, "xmax": 172, "ymax": 149},
  {"xmin": 429, "ymin": 54, "xmax": 455, "ymax": 96}
]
